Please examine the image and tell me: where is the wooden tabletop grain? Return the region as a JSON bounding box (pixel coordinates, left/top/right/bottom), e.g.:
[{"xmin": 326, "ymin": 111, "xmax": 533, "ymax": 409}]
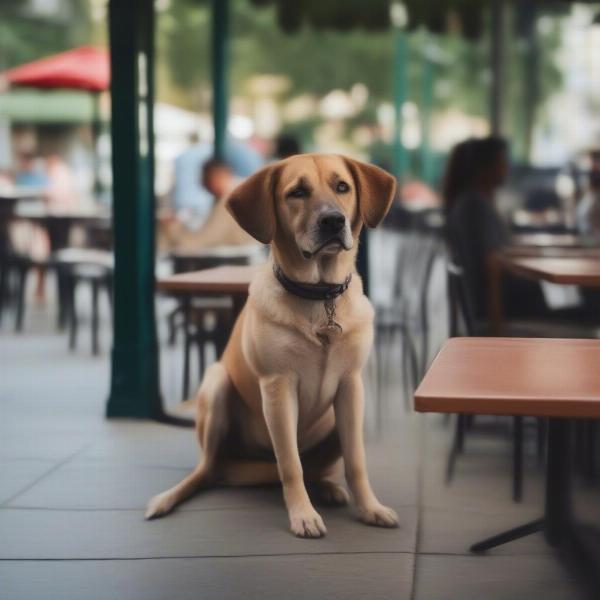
[
  {"xmin": 156, "ymin": 264, "xmax": 260, "ymax": 294},
  {"xmin": 415, "ymin": 337, "xmax": 600, "ymax": 418}
]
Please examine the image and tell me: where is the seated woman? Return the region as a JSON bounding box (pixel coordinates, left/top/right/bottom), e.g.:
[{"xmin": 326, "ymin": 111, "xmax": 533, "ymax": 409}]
[
  {"xmin": 161, "ymin": 159, "xmax": 259, "ymax": 252},
  {"xmin": 444, "ymin": 136, "xmax": 547, "ymax": 320}
]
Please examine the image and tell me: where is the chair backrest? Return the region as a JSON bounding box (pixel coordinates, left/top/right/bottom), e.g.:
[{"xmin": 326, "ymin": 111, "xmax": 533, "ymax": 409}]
[
  {"xmin": 447, "ymin": 261, "xmax": 475, "ymax": 337},
  {"xmin": 391, "ymin": 231, "xmax": 442, "ymax": 323}
]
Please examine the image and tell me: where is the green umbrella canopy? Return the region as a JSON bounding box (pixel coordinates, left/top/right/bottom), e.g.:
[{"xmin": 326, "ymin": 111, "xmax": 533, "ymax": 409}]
[{"xmin": 248, "ymin": 0, "xmax": 585, "ymax": 39}]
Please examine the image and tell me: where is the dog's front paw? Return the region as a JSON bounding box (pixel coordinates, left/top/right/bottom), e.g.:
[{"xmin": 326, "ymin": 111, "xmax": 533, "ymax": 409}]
[
  {"xmin": 289, "ymin": 507, "xmax": 327, "ymax": 538},
  {"xmin": 357, "ymin": 503, "xmax": 399, "ymax": 528},
  {"xmin": 145, "ymin": 491, "xmax": 176, "ymax": 520}
]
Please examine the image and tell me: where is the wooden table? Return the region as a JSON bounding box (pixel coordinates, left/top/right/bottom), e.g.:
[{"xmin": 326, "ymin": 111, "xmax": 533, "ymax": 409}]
[
  {"xmin": 511, "ymin": 233, "xmax": 594, "ymax": 249},
  {"xmin": 489, "ymin": 252, "xmax": 600, "ymax": 334},
  {"xmin": 157, "ymin": 265, "xmax": 260, "ymax": 402},
  {"xmin": 168, "ymin": 245, "xmax": 263, "ymax": 275},
  {"xmin": 415, "ymin": 337, "xmax": 600, "ymax": 576},
  {"xmin": 499, "ymin": 255, "xmax": 600, "ymax": 287},
  {"xmin": 157, "ymin": 264, "xmax": 259, "ymax": 298},
  {"xmin": 14, "ymin": 205, "xmax": 111, "ymax": 251}
]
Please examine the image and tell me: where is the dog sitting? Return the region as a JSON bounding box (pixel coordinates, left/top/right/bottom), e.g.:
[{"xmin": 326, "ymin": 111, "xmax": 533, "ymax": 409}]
[{"xmin": 146, "ymin": 154, "xmax": 399, "ymax": 538}]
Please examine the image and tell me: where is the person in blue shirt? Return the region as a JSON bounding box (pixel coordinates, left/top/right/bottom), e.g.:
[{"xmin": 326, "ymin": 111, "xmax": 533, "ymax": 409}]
[
  {"xmin": 172, "ymin": 133, "xmax": 263, "ymax": 228},
  {"xmin": 14, "ymin": 152, "xmax": 49, "ymax": 189}
]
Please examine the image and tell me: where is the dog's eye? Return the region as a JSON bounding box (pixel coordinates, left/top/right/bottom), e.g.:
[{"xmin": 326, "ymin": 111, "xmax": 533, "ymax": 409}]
[
  {"xmin": 288, "ymin": 187, "xmax": 308, "ymax": 199},
  {"xmin": 336, "ymin": 181, "xmax": 350, "ymax": 193}
]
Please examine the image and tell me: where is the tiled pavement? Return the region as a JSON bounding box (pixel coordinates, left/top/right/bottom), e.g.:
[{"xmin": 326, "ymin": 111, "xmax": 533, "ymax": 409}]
[{"xmin": 0, "ymin": 285, "xmax": 588, "ymax": 600}]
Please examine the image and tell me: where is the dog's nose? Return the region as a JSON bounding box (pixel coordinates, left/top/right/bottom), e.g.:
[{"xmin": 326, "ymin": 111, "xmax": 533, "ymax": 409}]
[{"xmin": 318, "ymin": 210, "xmax": 345, "ymax": 234}]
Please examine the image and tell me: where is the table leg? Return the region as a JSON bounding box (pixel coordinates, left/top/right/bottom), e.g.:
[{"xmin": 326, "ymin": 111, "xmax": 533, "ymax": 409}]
[
  {"xmin": 545, "ymin": 418, "xmax": 571, "ymax": 546},
  {"xmin": 470, "ymin": 417, "xmax": 572, "ymax": 553}
]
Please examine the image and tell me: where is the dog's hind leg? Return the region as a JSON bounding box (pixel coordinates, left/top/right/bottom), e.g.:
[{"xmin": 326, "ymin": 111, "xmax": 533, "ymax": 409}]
[{"xmin": 145, "ymin": 363, "xmax": 232, "ymax": 520}]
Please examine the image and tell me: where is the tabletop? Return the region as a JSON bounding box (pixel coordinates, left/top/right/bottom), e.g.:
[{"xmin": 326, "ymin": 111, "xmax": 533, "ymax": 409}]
[
  {"xmin": 498, "ymin": 254, "xmax": 600, "ymax": 287},
  {"xmin": 156, "ymin": 264, "xmax": 260, "ymax": 294},
  {"xmin": 169, "ymin": 244, "xmax": 263, "ymax": 260},
  {"xmin": 414, "ymin": 337, "xmax": 600, "ymax": 418},
  {"xmin": 511, "ymin": 233, "xmax": 595, "ymax": 249},
  {"xmin": 14, "ymin": 204, "xmax": 110, "ymax": 221}
]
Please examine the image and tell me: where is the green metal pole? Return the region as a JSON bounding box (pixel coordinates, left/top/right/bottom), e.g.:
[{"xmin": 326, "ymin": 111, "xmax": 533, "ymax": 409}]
[
  {"xmin": 490, "ymin": 0, "xmax": 507, "ymax": 135},
  {"xmin": 106, "ymin": 0, "xmax": 161, "ymax": 419},
  {"xmin": 212, "ymin": 0, "xmax": 229, "ymax": 160},
  {"xmin": 91, "ymin": 91, "xmax": 102, "ymax": 199},
  {"xmin": 393, "ymin": 29, "xmax": 408, "ymax": 180},
  {"xmin": 420, "ymin": 46, "xmax": 434, "ymax": 185}
]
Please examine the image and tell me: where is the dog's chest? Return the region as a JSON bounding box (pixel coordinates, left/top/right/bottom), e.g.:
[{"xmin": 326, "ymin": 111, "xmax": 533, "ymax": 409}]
[{"xmin": 294, "ymin": 339, "xmax": 348, "ymax": 423}]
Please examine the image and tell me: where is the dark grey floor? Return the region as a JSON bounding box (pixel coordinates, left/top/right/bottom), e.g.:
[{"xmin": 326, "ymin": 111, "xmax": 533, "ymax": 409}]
[{"xmin": 0, "ymin": 265, "xmax": 586, "ymax": 600}]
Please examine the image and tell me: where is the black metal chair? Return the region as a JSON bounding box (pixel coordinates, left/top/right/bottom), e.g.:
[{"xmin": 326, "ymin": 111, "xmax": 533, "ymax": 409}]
[
  {"xmin": 166, "ymin": 251, "xmax": 253, "ymax": 400},
  {"xmin": 375, "ymin": 232, "xmax": 442, "ymax": 413},
  {"xmin": 445, "ymin": 260, "xmax": 539, "ymax": 503},
  {"xmin": 54, "ymin": 249, "xmax": 114, "ymax": 355}
]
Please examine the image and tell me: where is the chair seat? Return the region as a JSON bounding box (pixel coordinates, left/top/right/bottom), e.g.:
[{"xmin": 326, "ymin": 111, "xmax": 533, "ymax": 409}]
[{"xmin": 53, "ymin": 248, "xmax": 113, "ymax": 270}]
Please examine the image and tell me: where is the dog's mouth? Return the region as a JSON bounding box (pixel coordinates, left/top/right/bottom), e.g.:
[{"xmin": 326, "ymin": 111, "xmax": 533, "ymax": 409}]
[{"xmin": 301, "ymin": 236, "xmax": 352, "ymax": 260}]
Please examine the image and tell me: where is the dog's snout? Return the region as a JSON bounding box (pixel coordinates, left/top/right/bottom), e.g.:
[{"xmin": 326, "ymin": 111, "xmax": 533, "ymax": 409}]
[{"xmin": 318, "ymin": 210, "xmax": 345, "ymax": 234}]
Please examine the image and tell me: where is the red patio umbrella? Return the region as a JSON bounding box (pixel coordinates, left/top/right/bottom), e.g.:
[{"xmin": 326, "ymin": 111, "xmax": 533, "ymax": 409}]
[
  {"xmin": 3, "ymin": 46, "xmax": 110, "ymax": 197},
  {"xmin": 3, "ymin": 46, "xmax": 109, "ymax": 92}
]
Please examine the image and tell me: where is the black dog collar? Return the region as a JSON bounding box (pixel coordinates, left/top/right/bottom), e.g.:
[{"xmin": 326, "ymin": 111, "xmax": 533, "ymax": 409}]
[
  {"xmin": 273, "ymin": 264, "xmax": 352, "ymax": 338},
  {"xmin": 273, "ymin": 264, "xmax": 352, "ymax": 301}
]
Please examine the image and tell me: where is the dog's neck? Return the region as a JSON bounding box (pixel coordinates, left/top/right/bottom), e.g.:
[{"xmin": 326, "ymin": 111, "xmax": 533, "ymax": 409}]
[{"xmin": 271, "ymin": 242, "xmax": 357, "ymax": 285}]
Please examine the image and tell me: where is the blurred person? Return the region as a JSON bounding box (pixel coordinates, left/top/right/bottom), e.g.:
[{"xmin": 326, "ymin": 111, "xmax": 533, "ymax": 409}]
[
  {"xmin": 444, "ymin": 136, "xmax": 547, "ymax": 319},
  {"xmin": 577, "ymin": 149, "xmax": 600, "ymax": 238},
  {"xmin": 14, "ymin": 152, "xmax": 48, "ymax": 189},
  {"xmin": 44, "ymin": 153, "xmax": 79, "ymax": 210},
  {"xmin": 274, "ymin": 134, "xmax": 301, "ymax": 160},
  {"xmin": 161, "ymin": 158, "xmax": 258, "ymax": 251},
  {"xmin": 172, "ymin": 133, "xmax": 213, "ymax": 227},
  {"xmin": 172, "ymin": 134, "xmax": 264, "ymax": 228}
]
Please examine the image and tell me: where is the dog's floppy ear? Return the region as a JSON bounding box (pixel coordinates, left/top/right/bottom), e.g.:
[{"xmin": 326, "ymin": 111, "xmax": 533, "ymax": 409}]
[
  {"xmin": 226, "ymin": 164, "xmax": 280, "ymax": 244},
  {"xmin": 343, "ymin": 157, "xmax": 397, "ymax": 228}
]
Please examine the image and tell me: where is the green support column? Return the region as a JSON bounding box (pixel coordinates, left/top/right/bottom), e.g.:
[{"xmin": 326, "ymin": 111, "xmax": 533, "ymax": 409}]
[
  {"xmin": 490, "ymin": 0, "xmax": 507, "ymax": 135},
  {"xmin": 91, "ymin": 92, "xmax": 102, "ymax": 199},
  {"xmin": 420, "ymin": 46, "xmax": 434, "ymax": 185},
  {"xmin": 212, "ymin": 0, "xmax": 229, "ymax": 160},
  {"xmin": 393, "ymin": 29, "xmax": 408, "ymax": 180},
  {"xmin": 106, "ymin": 0, "xmax": 161, "ymax": 419}
]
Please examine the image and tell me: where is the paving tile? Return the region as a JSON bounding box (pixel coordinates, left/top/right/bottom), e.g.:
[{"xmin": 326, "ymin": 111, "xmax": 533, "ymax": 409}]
[
  {"xmin": 0, "ymin": 505, "xmax": 417, "ymax": 559},
  {"xmin": 0, "ymin": 428, "xmax": 95, "ymax": 461},
  {"xmin": 78, "ymin": 422, "xmax": 199, "ymax": 468},
  {"xmin": 0, "ymin": 553, "xmax": 414, "ymax": 600},
  {"xmin": 414, "ymin": 554, "xmax": 583, "ymax": 600},
  {"xmin": 0, "ymin": 459, "xmax": 57, "ymax": 504},
  {"xmin": 7, "ymin": 462, "xmax": 285, "ymax": 511}
]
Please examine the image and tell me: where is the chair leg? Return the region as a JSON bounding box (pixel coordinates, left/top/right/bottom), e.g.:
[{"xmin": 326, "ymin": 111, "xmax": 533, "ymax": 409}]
[
  {"xmin": 15, "ymin": 265, "xmax": 27, "ymax": 332},
  {"xmin": 91, "ymin": 279, "xmax": 100, "ymax": 355},
  {"xmin": 0, "ymin": 263, "xmax": 7, "ymax": 325},
  {"xmin": 181, "ymin": 299, "xmax": 191, "ymax": 400},
  {"xmin": 68, "ymin": 276, "xmax": 78, "ymax": 351},
  {"xmin": 513, "ymin": 416, "xmax": 524, "ymax": 503},
  {"xmin": 584, "ymin": 420, "xmax": 597, "ymax": 481},
  {"xmin": 57, "ymin": 269, "xmax": 67, "ymax": 330},
  {"xmin": 536, "ymin": 417, "xmax": 547, "ymax": 467}
]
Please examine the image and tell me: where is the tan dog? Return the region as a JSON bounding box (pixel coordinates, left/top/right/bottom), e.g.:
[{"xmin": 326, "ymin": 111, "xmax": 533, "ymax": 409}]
[{"xmin": 146, "ymin": 154, "xmax": 398, "ymax": 537}]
